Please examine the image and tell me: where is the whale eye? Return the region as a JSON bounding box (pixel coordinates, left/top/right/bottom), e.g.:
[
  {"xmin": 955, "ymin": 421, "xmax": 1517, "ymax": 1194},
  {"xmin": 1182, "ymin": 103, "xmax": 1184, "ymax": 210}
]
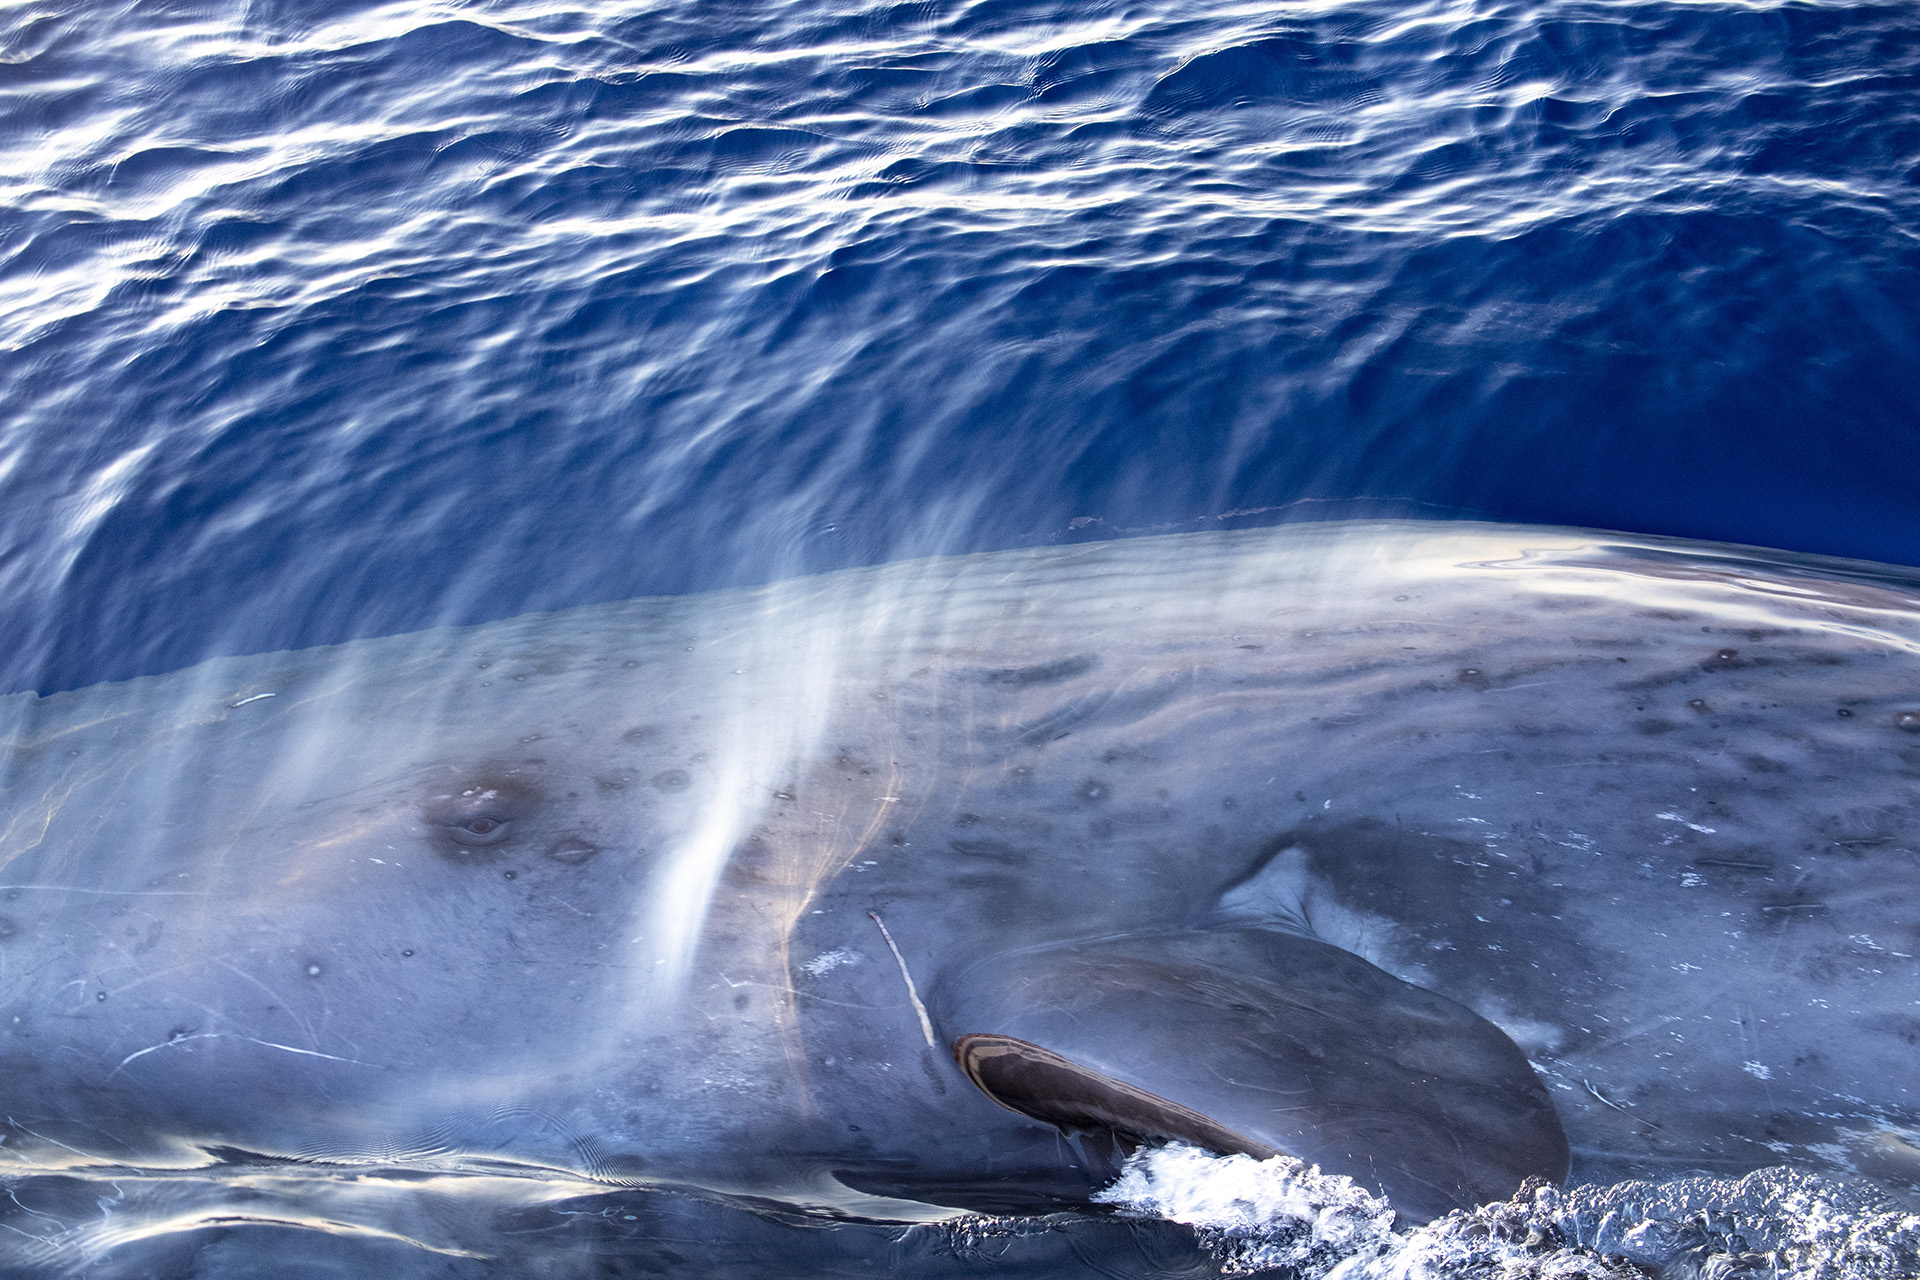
[
  {"xmin": 449, "ymin": 815, "xmax": 512, "ymax": 847},
  {"xmin": 424, "ymin": 778, "xmax": 537, "ymax": 857}
]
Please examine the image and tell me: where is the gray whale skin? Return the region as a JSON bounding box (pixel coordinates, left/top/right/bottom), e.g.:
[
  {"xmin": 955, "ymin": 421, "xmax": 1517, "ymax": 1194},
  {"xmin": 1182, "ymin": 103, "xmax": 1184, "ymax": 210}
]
[{"xmin": 2, "ymin": 521, "xmax": 1918, "ymax": 1264}]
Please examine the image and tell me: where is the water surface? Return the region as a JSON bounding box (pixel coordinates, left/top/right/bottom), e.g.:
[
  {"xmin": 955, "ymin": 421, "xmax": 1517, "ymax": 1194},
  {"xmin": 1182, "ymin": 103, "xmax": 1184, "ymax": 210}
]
[{"xmin": 2, "ymin": 0, "xmax": 1916, "ymax": 695}]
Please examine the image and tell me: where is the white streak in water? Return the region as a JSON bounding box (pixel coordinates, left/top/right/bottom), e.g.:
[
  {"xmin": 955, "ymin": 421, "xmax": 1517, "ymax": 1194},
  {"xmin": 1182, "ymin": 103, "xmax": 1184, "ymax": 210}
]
[{"xmin": 637, "ymin": 583, "xmax": 843, "ymax": 1001}]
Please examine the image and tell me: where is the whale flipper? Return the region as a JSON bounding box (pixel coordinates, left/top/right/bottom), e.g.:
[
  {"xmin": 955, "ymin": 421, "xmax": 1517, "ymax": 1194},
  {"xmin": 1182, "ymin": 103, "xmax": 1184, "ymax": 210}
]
[
  {"xmin": 953, "ymin": 1033, "xmax": 1280, "ymax": 1160},
  {"xmin": 934, "ymin": 928, "xmax": 1569, "ymax": 1223}
]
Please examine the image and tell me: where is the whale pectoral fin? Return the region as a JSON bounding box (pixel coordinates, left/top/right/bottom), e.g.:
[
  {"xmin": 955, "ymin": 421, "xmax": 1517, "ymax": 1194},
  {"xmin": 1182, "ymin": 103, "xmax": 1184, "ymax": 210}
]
[
  {"xmin": 933, "ymin": 927, "xmax": 1569, "ymax": 1224},
  {"xmin": 953, "ymin": 1033, "xmax": 1279, "ymax": 1159}
]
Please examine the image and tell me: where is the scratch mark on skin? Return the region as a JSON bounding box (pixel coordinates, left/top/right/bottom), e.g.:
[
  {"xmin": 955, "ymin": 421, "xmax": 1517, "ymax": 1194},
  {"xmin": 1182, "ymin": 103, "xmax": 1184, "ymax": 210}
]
[
  {"xmin": 110, "ymin": 1033, "xmax": 223, "ymax": 1075},
  {"xmin": 0, "ymin": 885, "xmax": 207, "ymax": 896},
  {"xmin": 1576, "ymin": 1011, "xmax": 1685, "ymax": 1054},
  {"xmin": 0, "ymin": 1219, "xmax": 57, "ymax": 1244},
  {"xmin": 0, "ymin": 799, "xmax": 62, "ymax": 863},
  {"xmin": 719, "ymin": 974, "xmax": 888, "ymax": 1013},
  {"xmin": 110, "ymin": 1033, "xmax": 372, "ymax": 1077},
  {"xmin": 1584, "ymin": 1079, "xmax": 1662, "ymax": 1130},
  {"xmin": 2, "ymin": 1181, "xmax": 67, "ymax": 1241},
  {"xmin": 231, "ymin": 1036, "xmax": 372, "ymax": 1066},
  {"xmin": 868, "ymin": 911, "xmax": 936, "ymax": 1050},
  {"xmin": 87, "ymin": 953, "xmax": 238, "ymax": 1002},
  {"xmin": 4, "ymin": 1121, "xmax": 94, "ymax": 1161},
  {"xmin": 214, "ymin": 959, "xmax": 317, "ymax": 1046}
]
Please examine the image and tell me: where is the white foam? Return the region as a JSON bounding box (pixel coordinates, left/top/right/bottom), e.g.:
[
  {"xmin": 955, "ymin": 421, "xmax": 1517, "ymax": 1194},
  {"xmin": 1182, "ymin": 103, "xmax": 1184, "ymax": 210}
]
[
  {"xmin": 1095, "ymin": 1145, "xmax": 1920, "ymax": 1279},
  {"xmin": 1094, "ymin": 1143, "xmax": 1395, "ymax": 1273}
]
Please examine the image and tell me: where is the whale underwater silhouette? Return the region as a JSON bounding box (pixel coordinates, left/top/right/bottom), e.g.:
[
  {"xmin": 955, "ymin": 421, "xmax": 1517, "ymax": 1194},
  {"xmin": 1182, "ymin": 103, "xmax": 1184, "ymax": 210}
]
[{"xmin": 0, "ymin": 520, "xmax": 1916, "ymax": 1275}]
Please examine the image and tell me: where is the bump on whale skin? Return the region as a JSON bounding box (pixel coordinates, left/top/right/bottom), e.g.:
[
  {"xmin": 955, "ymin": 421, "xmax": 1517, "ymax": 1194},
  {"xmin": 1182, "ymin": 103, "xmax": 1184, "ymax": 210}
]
[{"xmin": 2, "ymin": 520, "xmax": 1919, "ymax": 1273}]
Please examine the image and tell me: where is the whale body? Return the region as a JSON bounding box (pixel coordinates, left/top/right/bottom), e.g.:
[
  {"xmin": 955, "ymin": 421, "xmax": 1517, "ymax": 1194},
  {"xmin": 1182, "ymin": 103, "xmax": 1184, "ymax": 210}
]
[{"xmin": 1, "ymin": 521, "xmax": 1917, "ymax": 1274}]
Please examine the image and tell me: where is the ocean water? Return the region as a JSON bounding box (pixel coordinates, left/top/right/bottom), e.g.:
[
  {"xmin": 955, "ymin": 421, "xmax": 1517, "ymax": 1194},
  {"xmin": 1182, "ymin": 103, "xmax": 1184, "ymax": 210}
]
[
  {"xmin": 4, "ymin": 0, "xmax": 1919, "ymax": 698},
  {"xmin": 3, "ymin": 0, "xmax": 1920, "ymax": 1276}
]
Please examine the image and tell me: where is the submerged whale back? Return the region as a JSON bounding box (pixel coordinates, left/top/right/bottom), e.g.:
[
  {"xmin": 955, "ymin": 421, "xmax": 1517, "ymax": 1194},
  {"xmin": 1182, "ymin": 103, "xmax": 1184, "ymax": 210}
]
[{"xmin": 1, "ymin": 521, "xmax": 1918, "ymax": 1270}]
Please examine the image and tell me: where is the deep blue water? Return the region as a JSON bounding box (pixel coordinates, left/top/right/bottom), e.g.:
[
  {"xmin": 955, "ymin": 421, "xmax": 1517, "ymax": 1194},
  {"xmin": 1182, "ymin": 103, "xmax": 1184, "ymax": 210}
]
[{"xmin": 2, "ymin": 0, "xmax": 1917, "ymax": 697}]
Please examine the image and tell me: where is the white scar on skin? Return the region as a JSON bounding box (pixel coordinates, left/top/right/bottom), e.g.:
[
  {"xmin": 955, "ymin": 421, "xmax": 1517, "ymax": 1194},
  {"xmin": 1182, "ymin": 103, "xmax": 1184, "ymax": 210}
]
[{"xmin": 868, "ymin": 911, "xmax": 936, "ymax": 1049}]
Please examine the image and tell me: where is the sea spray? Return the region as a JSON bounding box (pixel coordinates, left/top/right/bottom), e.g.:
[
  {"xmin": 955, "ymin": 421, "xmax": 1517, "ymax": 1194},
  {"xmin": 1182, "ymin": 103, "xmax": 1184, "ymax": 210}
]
[
  {"xmin": 1095, "ymin": 1145, "xmax": 1920, "ymax": 1279},
  {"xmin": 1093, "ymin": 1143, "xmax": 1400, "ymax": 1274}
]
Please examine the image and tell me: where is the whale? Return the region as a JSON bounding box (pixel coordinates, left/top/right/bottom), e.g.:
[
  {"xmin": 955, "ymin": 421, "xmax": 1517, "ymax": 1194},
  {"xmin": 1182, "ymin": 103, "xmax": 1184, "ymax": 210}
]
[{"xmin": 1, "ymin": 521, "xmax": 1917, "ymax": 1274}]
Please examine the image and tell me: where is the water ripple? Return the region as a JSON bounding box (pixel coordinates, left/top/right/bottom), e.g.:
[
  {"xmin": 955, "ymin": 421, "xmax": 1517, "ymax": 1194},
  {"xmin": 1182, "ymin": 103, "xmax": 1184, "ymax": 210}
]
[{"xmin": 0, "ymin": 0, "xmax": 1915, "ymax": 695}]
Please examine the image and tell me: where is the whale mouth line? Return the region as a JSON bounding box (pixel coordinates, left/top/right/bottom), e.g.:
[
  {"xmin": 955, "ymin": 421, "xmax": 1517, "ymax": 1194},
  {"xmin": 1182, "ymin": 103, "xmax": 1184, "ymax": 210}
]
[{"xmin": 952, "ymin": 1032, "xmax": 1280, "ymax": 1161}]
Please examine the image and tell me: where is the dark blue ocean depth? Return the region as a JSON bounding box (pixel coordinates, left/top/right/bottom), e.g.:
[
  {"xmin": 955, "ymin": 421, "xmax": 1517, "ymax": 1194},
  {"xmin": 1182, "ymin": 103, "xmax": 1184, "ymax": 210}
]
[{"xmin": 1, "ymin": 0, "xmax": 1917, "ymax": 695}]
